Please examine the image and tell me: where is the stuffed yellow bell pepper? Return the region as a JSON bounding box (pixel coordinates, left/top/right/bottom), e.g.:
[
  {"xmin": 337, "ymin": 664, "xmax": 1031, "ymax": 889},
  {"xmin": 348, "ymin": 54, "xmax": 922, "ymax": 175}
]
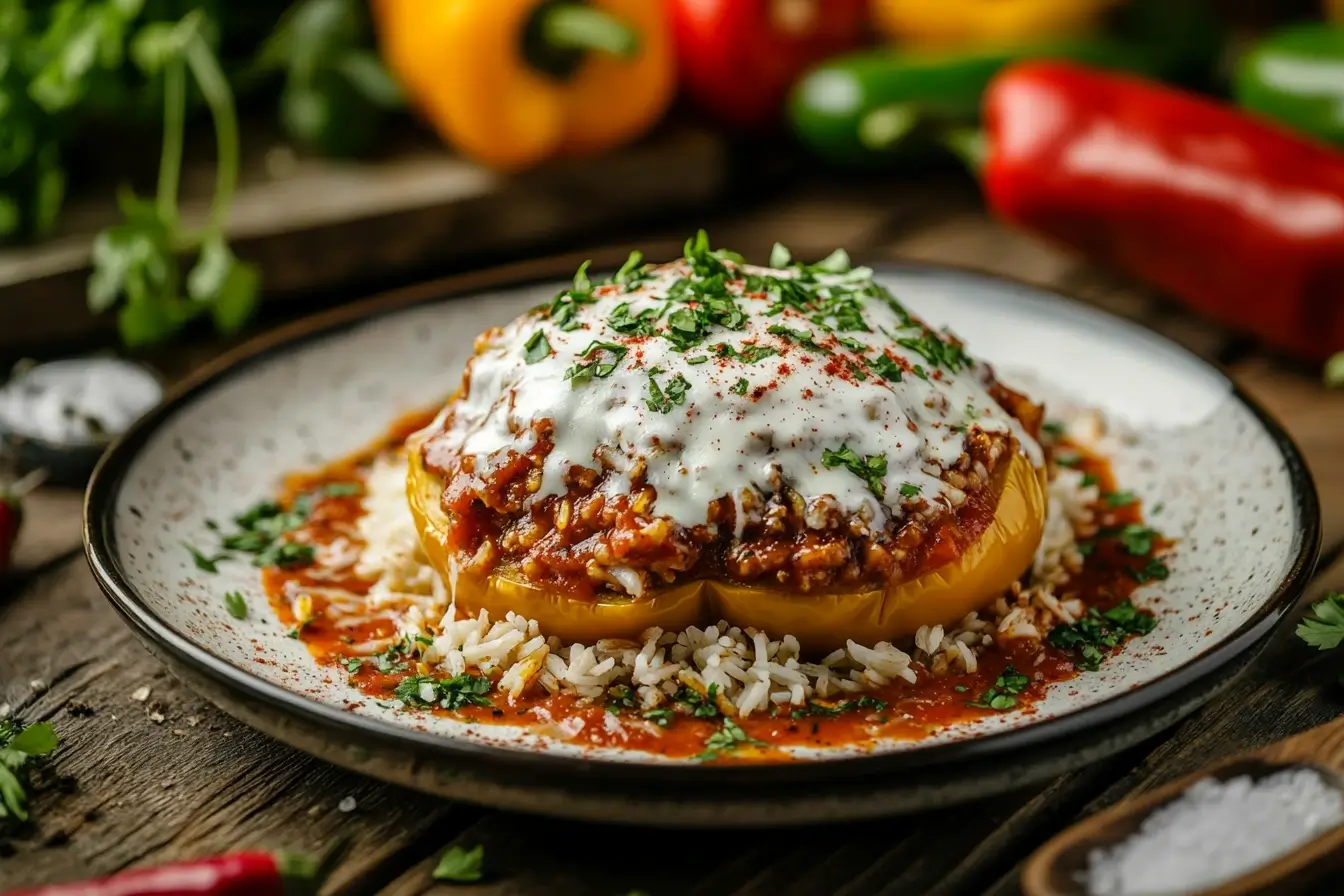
[
  {"xmin": 871, "ymin": 0, "xmax": 1117, "ymax": 49},
  {"xmin": 402, "ymin": 236, "xmax": 1050, "ymax": 654},
  {"xmin": 371, "ymin": 0, "xmax": 675, "ymax": 170}
]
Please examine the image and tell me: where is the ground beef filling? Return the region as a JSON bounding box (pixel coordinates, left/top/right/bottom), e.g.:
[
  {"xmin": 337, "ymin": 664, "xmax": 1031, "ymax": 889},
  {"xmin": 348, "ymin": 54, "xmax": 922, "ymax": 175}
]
[{"xmin": 423, "ymin": 414, "xmax": 1029, "ymax": 602}]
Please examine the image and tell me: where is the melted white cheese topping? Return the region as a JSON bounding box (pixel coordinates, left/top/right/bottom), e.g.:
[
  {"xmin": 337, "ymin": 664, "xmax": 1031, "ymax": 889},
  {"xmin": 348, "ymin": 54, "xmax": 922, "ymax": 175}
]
[{"xmin": 437, "ymin": 254, "xmax": 1041, "ymax": 531}]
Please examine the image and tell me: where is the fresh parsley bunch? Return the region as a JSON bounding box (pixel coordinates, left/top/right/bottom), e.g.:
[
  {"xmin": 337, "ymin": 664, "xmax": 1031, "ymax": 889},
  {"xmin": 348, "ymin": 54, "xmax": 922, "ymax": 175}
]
[{"xmin": 0, "ymin": 717, "xmax": 59, "ymax": 828}]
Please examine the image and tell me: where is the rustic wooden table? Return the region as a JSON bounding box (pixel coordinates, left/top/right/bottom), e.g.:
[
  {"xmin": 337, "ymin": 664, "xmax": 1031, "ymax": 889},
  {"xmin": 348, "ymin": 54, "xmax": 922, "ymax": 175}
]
[{"xmin": 4, "ymin": 177, "xmax": 1344, "ymax": 896}]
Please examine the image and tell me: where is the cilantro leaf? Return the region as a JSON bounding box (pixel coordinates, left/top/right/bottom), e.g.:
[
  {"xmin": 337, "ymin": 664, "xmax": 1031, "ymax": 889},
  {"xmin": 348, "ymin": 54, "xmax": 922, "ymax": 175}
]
[
  {"xmin": 821, "ymin": 444, "xmax": 888, "ymax": 500},
  {"xmin": 223, "ymin": 591, "xmax": 248, "ymax": 620},
  {"xmin": 522, "ymin": 330, "xmax": 551, "ymax": 364},
  {"xmin": 434, "ymin": 844, "xmax": 485, "ymax": 882},
  {"xmin": 694, "ymin": 717, "xmax": 766, "ymax": 762},
  {"xmin": 968, "ymin": 666, "xmax": 1030, "ymax": 711},
  {"xmin": 1298, "ymin": 592, "xmax": 1344, "ymax": 651}
]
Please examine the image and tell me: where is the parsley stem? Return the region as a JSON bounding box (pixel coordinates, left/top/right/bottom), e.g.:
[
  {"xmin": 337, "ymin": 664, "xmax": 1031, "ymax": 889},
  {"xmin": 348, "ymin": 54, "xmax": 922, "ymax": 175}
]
[
  {"xmin": 184, "ymin": 34, "xmax": 240, "ymax": 236},
  {"xmin": 156, "ymin": 56, "xmax": 186, "ymax": 227}
]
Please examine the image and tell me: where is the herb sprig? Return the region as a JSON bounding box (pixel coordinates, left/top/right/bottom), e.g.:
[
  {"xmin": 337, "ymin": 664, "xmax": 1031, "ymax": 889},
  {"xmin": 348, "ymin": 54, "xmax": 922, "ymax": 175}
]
[
  {"xmin": 0, "ymin": 718, "xmax": 59, "ymax": 828},
  {"xmin": 822, "ymin": 445, "xmax": 888, "ymax": 500},
  {"xmin": 395, "ymin": 674, "xmax": 493, "ymax": 711},
  {"xmin": 967, "ymin": 666, "xmax": 1030, "ymax": 711},
  {"xmin": 694, "ymin": 717, "xmax": 766, "ymax": 762},
  {"xmin": 1047, "ymin": 600, "xmax": 1157, "ymax": 671},
  {"xmin": 1298, "ymin": 592, "xmax": 1344, "ymax": 651}
]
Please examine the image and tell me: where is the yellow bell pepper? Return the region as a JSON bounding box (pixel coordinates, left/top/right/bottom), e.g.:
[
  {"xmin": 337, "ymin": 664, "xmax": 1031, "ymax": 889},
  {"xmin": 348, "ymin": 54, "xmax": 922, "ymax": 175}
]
[
  {"xmin": 371, "ymin": 0, "xmax": 676, "ymax": 171},
  {"xmin": 871, "ymin": 0, "xmax": 1117, "ymax": 49},
  {"xmin": 407, "ymin": 438, "xmax": 1047, "ymax": 653}
]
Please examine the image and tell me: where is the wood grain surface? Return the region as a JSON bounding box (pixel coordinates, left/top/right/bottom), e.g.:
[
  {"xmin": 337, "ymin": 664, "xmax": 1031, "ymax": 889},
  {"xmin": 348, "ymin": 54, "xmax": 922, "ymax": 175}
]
[{"xmin": 3, "ymin": 177, "xmax": 1341, "ymax": 896}]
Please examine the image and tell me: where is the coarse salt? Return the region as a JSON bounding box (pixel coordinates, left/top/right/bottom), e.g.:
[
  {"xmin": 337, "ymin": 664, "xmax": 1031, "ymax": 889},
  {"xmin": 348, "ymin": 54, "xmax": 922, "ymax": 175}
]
[{"xmin": 1083, "ymin": 767, "xmax": 1344, "ymax": 895}]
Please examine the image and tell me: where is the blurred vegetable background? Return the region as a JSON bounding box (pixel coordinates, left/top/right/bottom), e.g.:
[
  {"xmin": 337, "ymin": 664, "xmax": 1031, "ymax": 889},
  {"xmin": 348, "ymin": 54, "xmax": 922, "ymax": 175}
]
[{"xmin": 5, "ymin": 0, "xmax": 1344, "ymax": 374}]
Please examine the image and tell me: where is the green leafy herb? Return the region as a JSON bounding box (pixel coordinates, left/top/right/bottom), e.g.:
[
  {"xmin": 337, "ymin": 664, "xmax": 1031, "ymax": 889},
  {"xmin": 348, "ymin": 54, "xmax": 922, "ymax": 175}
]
[
  {"xmin": 1080, "ymin": 472, "xmax": 1099, "ymax": 488},
  {"xmin": 899, "ymin": 482, "xmax": 920, "ymax": 498},
  {"xmin": 895, "ymin": 331, "xmax": 970, "ymax": 373},
  {"xmin": 789, "ymin": 695, "xmax": 887, "ymax": 720},
  {"xmin": 605, "ymin": 685, "xmax": 637, "ymax": 714},
  {"xmin": 767, "ymin": 323, "xmax": 831, "ymax": 355},
  {"xmin": 0, "ymin": 718, "xmax": 59, "ymax": 827},
  {"xmin": 711, "ymin": 343, "xmax": 778, "ymax": 364},
  {"xmin": 608, "ymin": 302, "xmax": 663, "ymax": 336},
  {"xmin": 1128, "ymin": 559, "xmax": 1170, "ymax": 583},
  {"xmin": 613, "ymin": 250, "xmax": 646, "ymax": 286},
  {"xmin": 968, "ymin": 666, "xmax": 1030, "ymax": 710},
  {"xmin": 1055, "ymin": 454, "xmax": 1081, "ymax": 468},
  {"xmin": 564, "ymin": 341, "xmax": 628, "ymax": 387},
  {"xmin": 646, "ymin": 370, "xmax": 691, "ymax": 414},
  {"xmin": 642, "ymin": 708, "xmax": 676, "ymax": 727},
  {"xmin": 254, "ymin": 540, "xmax": 315, "ymax": 569},
  {"xmin": 1298, "ymin": 593, "xmax": 1344, "ymax": 651},
  {"xmin": 769, "ymin": 242, "xmax": 792, "ymax": 268},
  {"xmin": 1117, "ymin": 524, "xmax": 1158, "ymax": 557},
  {"xmin": 866, "ymin": 353, "xmax": 904, "ymax": 382},
  {"xmin": 223, "ymin": 591, "xmax": 247, "ymax": 620},
  {"xmin": 523, "ymin": 330, "xmax": 551, "ymax": 364},
  {"xmin": 730, "ymin": 378, "xmax": 749, "ymax": 396},
  {"xmin": 821, "ymin": 445, "xmax": 888, "ymax": 500},
  {"xmin": 184, "ymin": 542, "xmax": 225, "ymax": 573},
  {"xmin": 674, "ymin": 685, "xmax": 720, "ymax": 720},
  {"xmin": 1041, "ymin": 421, "xmax": 1067, "ymax": 437},
  {"xmin": 1047, "ymin": 600, "xmax": 1157, "ymax": 671},
  {"xmin": 1104, "ymin": 491, "xmax": 1137, "ymax": 508},
  {"xmin": 323, "ymin": 482, "xmax": 361, "ymax": 498},
  {"xmin": 686, "ymin": 355, "xmax": 709, "ymax": 365},
  {"xmin": 694, "ymin": 717, "xmax": 766, "ymax": 762},
  {"xmin": 395, "ymin": 674, "xmax": 493, "ymax": 711},
  {"xmin": 433, "ymin": 844, "xmax": 485, "ymax": 883}
]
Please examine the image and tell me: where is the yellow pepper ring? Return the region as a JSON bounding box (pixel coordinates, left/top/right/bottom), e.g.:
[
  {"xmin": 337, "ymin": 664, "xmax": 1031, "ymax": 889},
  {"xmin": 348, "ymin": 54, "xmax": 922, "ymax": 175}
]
[{"xmin": 406, "ymin": 443, "xmax": 1047, "ymax": 653}]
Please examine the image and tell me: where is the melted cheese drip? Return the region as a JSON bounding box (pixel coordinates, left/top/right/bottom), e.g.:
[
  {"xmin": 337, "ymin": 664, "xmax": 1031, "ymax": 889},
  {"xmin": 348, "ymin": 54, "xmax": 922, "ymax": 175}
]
[{"xmin": 440, "ymin": 260, "xmax": 1042, "ymax": 530}]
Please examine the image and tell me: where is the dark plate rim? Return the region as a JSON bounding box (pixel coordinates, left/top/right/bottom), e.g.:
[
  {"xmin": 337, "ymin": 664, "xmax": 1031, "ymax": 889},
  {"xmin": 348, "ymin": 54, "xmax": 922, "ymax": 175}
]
[{"xmin": 83, "ymin": 245, "xmax": 1322, "ymax": 789}]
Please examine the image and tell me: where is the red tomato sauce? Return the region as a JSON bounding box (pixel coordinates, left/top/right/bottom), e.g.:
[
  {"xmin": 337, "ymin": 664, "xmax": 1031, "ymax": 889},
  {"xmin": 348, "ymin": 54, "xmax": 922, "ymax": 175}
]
[{"xmin": 262, "ymin": 425, "xmax": 1165, "ymax": 763}]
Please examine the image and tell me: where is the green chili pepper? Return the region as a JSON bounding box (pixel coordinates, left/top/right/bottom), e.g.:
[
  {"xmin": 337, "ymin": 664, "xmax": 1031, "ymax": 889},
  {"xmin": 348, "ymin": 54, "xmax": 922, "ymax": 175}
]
[
  {"xmin": 1235, "ymin": 24, "xmax": 1344, "ymax": 147},
  {"xmin": 789, "ymin": 0, "xmax": 1221, "ymax": 168}
]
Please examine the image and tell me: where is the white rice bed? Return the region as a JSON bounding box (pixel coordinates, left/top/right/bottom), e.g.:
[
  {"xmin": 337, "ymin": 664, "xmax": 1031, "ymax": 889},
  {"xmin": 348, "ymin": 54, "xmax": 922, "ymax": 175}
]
[{"xmin": 297, "ymin": 427, "xmax": 1101, "ymax": 719}]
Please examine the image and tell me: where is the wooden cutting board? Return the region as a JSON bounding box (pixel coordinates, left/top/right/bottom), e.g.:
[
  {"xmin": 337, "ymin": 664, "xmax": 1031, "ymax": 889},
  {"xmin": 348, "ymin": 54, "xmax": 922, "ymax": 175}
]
[{"xmin": 0, "ymin": 125, "xmax": 728, "ymax": 351}]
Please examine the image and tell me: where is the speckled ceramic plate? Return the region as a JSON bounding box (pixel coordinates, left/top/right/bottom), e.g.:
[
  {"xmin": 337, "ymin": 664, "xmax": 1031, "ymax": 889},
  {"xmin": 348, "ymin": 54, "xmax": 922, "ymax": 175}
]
[{"xmin": 84, "ymin": 250, "xmax": 1319, "ymax": 826}]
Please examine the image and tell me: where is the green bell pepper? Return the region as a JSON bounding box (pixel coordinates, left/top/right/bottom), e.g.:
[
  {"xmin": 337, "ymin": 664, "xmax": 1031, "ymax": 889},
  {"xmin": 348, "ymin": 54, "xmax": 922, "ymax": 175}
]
[
  {"xmin": 1235, "ymin": 24, "xmax": 1344, "ymax": 147},
  {"xmin": 790, "ymin": 0, "xmax": 1222, "ymax": 168}
]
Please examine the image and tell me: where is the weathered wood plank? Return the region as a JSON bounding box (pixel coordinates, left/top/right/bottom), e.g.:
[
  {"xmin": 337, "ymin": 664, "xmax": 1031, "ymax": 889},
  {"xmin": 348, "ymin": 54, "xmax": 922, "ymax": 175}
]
[{"xmin": 0, "ymin": 556, "xmax": 477, "ymax": 893}]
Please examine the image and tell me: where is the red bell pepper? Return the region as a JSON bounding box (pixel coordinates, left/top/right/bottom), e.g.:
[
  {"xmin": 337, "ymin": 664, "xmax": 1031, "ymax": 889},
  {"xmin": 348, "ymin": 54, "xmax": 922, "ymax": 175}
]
[
  {"xmin": 964, "ymin": 61, "xmax": 1344, "ymax": 362},
  {"xmin": 670, "ymin": 0, "xmax": 870, "ymax": 130}
]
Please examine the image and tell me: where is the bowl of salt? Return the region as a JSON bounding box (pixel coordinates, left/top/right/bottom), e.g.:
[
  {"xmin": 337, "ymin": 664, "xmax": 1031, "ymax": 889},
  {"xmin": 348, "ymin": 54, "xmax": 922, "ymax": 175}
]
[{"xmin": 0, "ymin": 357, "xmax": 164, "ymax": 487}]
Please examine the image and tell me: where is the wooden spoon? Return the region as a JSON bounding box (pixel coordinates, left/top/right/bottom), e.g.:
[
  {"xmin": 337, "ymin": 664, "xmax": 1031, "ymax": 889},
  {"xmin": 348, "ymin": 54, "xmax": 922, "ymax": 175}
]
[{"xmin": 1022, "ymin": 714, "xmax": 1344, "ymax": 896}]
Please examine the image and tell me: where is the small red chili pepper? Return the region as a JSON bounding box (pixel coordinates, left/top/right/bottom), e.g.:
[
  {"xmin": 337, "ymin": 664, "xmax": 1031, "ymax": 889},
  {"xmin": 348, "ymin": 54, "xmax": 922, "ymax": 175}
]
[
  {"xmin": 670, "ymin": 0, "xmax": 870, "ymax": 130},
  {"xmin": 0, "ymin": 469, "xmax": 45, "ymax": 578},
  {"xmin": 958, "ymin": 61, "xmax": 1344, "ymax": 362},
  {"xmin": 3, "ymin": 841, "xmax": 346, "ymax": 896}
]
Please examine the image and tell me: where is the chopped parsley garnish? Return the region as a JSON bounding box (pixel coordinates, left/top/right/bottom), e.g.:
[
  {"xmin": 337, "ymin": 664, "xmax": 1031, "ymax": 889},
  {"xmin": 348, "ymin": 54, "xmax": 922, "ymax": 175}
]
[
  {"xmin": 646, "ymin": 370, "xmax": 691, "ymax": 413},
  {"xmin": 395, "ymin": 674, "xmax": 493, "ymax": 711},
  {"xmin": 344, "ymin": 657, "xmax": 362, "ymax": 674},
  {"xmin": 1055, "ymin": 454, "xmax": 1081, "ymax": 468},
  {"xmin": 767, "ymin": 323, "xmax": 831, "ymax": 355},
  {"xmin": 1080, "ymin": 472, "xmax": 1099, "ymax": 488},
  {"xmin": 605, "ymin": 685, "xmax": 637, "ymax": 714},
  {"xmin": 613, "ymin": 250, "xmax": 646, "ymax": 285},
  {"xmin": 433, "ymin": 844, "xmax": 485, "ymax": 883},
  {"xmin": 253, "ymin": 541, "xmax": 315, "ymax": 569},
  {"xmin": 1128, "ymin": 559, "xmax": 1170, "ymax": 583},
  {"xmin": 1077, "ymin": 542, "xmax": 1096, "ymax": 557},
  {"xmin": 223, "ymin": 591, "xmax": 247, "ymax": 620},
  {"xmin": 1047, "ymin": 600, "xmax": 1157, "ymax": 671},
  {"xmin": 730, "ymin": 378, "xmax": 749, "ymax": 396},
  {"xmin": 564, "ymin": 341, "xmax": 628, "ymax": 387},
  {"xmin": 968, "ymin": 666, "xmax": 1030, "ymax": 711},
  {"xmin": 545, "ymin": 260, "xmax": 598, "ymax": 330},
  {"xmin": 0, "ymin": 717, "xmax": 59, "ymax": 827},
  {"xmin": 694, "ymin": 717, "xmax": 766, "ymax": 762},
  {"xmin": 608, "ymin": 302, "xmax": 662, "ymax": 336},
  {"xmin": 837, "ymin": 336, "xmax": 868, "ymax": 352},
  {"xmin": 822, "ymin": 444, "xmax": 888, "ymax": 500},
  {"xmin": 522, "ymin": 330, "xmax": 551, "ymax": 364},
  {"xmin": 769, "ymin": 242, "xmax": 792, "ymax": 268},
  {"xmin": 899, "ymin": 482, "xmax": 920, "ymax": 498},
  {"xmin": 895, "ymin": 331, "xmax": 971, "ymax": 372},
  {"xmin": 1117, "ymin": 524, "xmax": 1158, "ymax": 556},
  {"xmin": 1041, "ymin": 421, "xmax": 1067, "ymax": 437},
  {"xmin": 184, "ymin": 543, "xmax": 226, "ymax": 573},
  {"xmin": 1298, "ymin": 592, "xmax": 1344, "ymax": 651},
  {"xmin": 686, "ymin": 355, "xmax": 709, "ymax": 365},
  {"xmin": 675, "ymin": 685, "xmax": 721, "ymax": 719},
  {"xmin": 1104, "ymin": 491, "xmax": 1137, "ymax": 508},
  {"xmin": 789, "ymin": 696, "xmax": 887, "ymax": 720},
  {"xmin": 912, "ymin": 364, "xmax": 930, "ymax": 381},
  {"xmin": 642, "ymin": 708, "xmax": 676, "ymax": 727},
  {"xmin": 711, "ymin": 342, "xmax": 778, "ymax": 364},
  {"xmin": 322, "ymin": 482, "xmax": 362, "ymax": 498},
  {"xmin": 866, "ymin": 353, "xmax": 904, "ymax": 382}
]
